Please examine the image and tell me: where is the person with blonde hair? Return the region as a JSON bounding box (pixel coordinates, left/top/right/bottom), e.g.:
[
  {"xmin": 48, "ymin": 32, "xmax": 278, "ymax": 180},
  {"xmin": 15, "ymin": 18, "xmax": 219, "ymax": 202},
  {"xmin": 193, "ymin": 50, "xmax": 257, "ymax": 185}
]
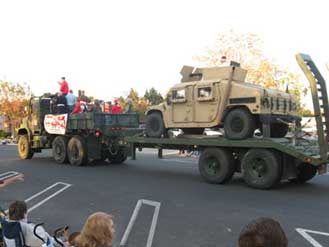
[{"xmin": 76, "ymin": 212, "xmax": 114, "ymax": 247}]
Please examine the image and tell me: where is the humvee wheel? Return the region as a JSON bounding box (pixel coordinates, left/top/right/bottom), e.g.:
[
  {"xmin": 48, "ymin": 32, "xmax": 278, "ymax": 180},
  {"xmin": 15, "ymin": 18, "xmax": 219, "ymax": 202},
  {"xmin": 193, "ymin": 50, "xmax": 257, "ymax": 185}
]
[
  {"xmin": 270, "ymin": 124, "xmax": 289, "ymax": 138},
  {"xmin": 224, "ymin": 108, "xmax": 255, "ymax": 140},
  {"xmin": 198, "ymin": 148, "xmax": 235, "ymax": 184},
  {"xmin": 108, "ymin": 150, "xmax": 127, "ymax": 164},
  {"xmin": 52, "ymin": 136, "xmax": 68, "ymax": 164},
  {"xmin": 242, "ymin": 149, "xmax": 282, "ymax": 189},
  {"xmin": 146, "ymin": 112, "xmax": 166, "ymax": 137},
  {"xmin": 67, "ymin": 136, "xmax": 88, "ymax": 166},
  {"xmin": 18, "ymin": 135, "xmax": 34, "ymax": 159},
  {"xmin": 290, "ymin": 163, "xmax": 317, "ymax": 183}
]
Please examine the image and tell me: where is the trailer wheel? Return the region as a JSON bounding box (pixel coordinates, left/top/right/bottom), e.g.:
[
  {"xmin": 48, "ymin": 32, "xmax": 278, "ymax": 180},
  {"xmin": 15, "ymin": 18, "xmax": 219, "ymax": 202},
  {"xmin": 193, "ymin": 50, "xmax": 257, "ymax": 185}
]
[
  {"xmin": 270, "ymin": 124, "xmax": 289, "ymax": 138},
  {"xmin": 198, "ymin": 148, "xmax": 235, "ymax": 184},
  {"xmin": 18, "ymin": 135, "xmax": 34, "ymax": 159},
  {"xmin": 67, "ymin": 136, "xmax": 88, "ymax": 166},
  {"xmin": 290, "ymin": 163, "xmax": 317, "ymax": 183},
  {"xmin": 52, "ymin": 136, "xmax": 68, "ymax": 164},
  {"xmin": 146, "ymin": 112, "xmax": 166, "ymax": 137},
  {"xmin": 108, "ymin": 150, "xmax": 127, "ymax": 164},
  {"xmin": 242, "ymin": 149, "xmax": 282, "ymax": 189},
  {"xmin": 224, "ymin": 108, "xmax": 255, "ymax": 140}
]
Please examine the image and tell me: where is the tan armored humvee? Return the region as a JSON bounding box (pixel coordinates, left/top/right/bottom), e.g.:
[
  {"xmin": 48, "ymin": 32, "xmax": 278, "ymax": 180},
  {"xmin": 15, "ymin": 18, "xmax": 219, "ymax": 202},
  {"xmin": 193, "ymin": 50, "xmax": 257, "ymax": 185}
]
[{"xmin": 146, "ymin": 62, "xmax": 300, "ymax": 140}]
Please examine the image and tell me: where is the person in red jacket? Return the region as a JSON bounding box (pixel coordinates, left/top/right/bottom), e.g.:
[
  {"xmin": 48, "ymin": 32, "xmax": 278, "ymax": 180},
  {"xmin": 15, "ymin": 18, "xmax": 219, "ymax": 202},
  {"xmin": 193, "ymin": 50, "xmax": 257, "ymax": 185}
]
[
  {"xmin": 111, "ymin": 99, "xmax": 122, "ymax": 114},
  {"xmin": 71, "ymin": 97, "xmax": 82, "ymax": 114},
  {"xmin": 0, "ymin": 174, "xmax": 24, "ymax": 188},
  {"xmin": 58, "ymin": 77, "xmax": 69, "ymax": 95}
]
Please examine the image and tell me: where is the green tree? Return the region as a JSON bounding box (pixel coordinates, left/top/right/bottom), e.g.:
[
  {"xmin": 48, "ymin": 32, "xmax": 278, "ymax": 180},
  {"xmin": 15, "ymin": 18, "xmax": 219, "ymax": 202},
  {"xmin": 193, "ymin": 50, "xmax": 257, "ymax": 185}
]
[
  {"xmin": 144, "ymin": 88, "xmax": 164, "ymax": 105},
  {"xmin": 194, "ymin": 30, "xmax": 308, "ymax": 115}
]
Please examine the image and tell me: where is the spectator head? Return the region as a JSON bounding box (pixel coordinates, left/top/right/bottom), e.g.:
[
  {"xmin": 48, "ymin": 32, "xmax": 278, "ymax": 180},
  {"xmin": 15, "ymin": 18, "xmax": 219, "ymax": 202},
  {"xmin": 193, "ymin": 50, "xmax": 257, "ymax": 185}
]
[
  {"xmin": 81, "ymin": 90, "xmax": 85, "ymax": 96},
  {"xmin": 77, "ymin": 212, "xmax": 114, "ymax": 247},
  {"xmin": 61, "ymin": 77, "xmax": 66, "ymax": 80},
  {"xmin": 114, "ymin": 99, "xmax": 118, "ymax": 105},
  {"xmin": 239, "ymin": 217, "xmax": 288, "ymax": 247},
  {"xmin": 9, "ymin": 201, "xmax": 27, "ymax": 221},
  {"xmin": 108, "ymin": 101, "xmax": 112, "ymax": 105},
  {"xmin": 69, "ymin": 89, "xmax": 73, "ymax": 94}
]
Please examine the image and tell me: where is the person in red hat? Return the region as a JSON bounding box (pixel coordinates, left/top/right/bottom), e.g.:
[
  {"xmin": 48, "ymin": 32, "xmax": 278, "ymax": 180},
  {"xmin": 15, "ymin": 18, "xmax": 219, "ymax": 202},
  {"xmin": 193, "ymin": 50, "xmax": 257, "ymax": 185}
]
[
  {"xmin": 58, "ymin": 77, "xmax": 69, "ymax": 96},
  {"xmin": 111, "ymin": 99, "xmax": 122, "ymax": 114}
]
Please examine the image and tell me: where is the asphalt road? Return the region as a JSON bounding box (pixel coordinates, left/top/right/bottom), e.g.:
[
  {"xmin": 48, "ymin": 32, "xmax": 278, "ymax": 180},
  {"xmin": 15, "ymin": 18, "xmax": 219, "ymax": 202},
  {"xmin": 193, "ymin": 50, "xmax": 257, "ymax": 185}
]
[{"xmin": 1, "ymin": 144, "xmax": 329, "ymax": 247}]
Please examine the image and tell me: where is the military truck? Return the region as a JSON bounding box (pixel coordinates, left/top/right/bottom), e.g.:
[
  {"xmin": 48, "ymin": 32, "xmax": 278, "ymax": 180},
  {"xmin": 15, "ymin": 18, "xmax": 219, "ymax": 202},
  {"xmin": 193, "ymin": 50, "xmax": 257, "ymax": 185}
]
[
  {"xmin": 146, "ymin": 62, "xmax": 300, "ymax": 140},
  {"xmin": 16, "ymin": 97, "xmax": 140, "ymax": 166}
]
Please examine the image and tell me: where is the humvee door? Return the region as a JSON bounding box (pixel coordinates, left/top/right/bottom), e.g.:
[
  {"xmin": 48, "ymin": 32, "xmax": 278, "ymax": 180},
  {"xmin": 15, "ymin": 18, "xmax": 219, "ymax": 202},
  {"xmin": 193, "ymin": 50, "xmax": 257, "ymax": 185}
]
[{"xmin": 171, "ymin": 85, "xmax": 193, "ymax": 123}]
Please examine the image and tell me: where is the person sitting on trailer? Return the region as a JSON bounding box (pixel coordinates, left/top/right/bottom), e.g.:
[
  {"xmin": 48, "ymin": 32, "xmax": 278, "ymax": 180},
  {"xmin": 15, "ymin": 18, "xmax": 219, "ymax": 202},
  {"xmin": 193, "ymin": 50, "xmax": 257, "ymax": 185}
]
[
  {"xmin": 238, "ymin": 217, "xmax": 288, "ymax": 247},
  {"xmin": 111, "ymin": 99, "xmax": 122, "ymax": 114},
  {"xmin": 71, "ymin": 97, "xmax": 82, "ymax": 115},
  {"xmin": 2, "ymin": 201, "xmax": 56, "ymax": 247},
  {"xmin": 56, "ymin": 92, "xmax": 68, "ymax": 114},
  {"xmin": 0, "ymin": 174, "xmax": 24, "ymax": 188}
]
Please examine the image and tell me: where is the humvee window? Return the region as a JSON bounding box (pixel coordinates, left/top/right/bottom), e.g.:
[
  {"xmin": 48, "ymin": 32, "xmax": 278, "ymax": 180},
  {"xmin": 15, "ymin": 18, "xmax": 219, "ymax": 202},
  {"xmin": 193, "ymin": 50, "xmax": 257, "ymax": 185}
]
[
  {"xmin": 172, "ymin": 89, "xmax": 185, "ymax": 100},
  {"xmin": 198, "ymin": 87, "xmax": 212, "ymax": 98}
]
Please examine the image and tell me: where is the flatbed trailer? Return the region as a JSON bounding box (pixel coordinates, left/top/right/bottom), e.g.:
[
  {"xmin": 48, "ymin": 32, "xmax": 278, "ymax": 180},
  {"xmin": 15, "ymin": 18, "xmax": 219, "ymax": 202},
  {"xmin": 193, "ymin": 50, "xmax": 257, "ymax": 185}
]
[{"xmin": 125, "ymin": 53, "xmax": 329, "ymax": 189}]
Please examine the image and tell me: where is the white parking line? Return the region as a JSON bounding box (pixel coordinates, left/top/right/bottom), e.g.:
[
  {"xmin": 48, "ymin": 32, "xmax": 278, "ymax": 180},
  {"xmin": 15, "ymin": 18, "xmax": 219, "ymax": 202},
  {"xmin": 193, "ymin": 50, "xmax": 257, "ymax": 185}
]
[
  {"xmin": 0, "ymin": 171, "xmax": 20, "ymax": 180},
  {"xmin": 120, "ymin": 199, "xmax": 161, "ymax": 247},
  {"xmin": 5, "ymin": 182, "xmax": 72, "ymax": 213},
  {"xmin": 160, "ymin": 159, "xmax": 197, "ymax": 164},
  {"xmin": 296, "ymin": 228, "xmax": 329, "ymax": 247}
]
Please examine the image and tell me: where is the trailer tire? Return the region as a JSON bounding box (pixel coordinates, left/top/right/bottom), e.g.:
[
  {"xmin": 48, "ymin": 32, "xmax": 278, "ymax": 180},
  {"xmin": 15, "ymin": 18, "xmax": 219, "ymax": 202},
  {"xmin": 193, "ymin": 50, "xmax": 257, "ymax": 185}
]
[
  {"xmin": 67, "ymin": 136, "xmax": 88, "ymax": 166},
  {"xmin": 224, "ymin": 108, "xmax": 255, "ymax": 140},
  {"xmin": 18, "ymin": 135, "xmax": 34, "ymax": 160},
  {"xmin": 198, "ymin": 148, "xmax": 235, "ymax": 184},
  {"xmin": 290, "ymin": 163, "xmax": 317, "ymax": 183},
  {"xmin": 270, "ymin": 124, "xmax": 289, "ymax": 138},
  {"xmin": 108, "ymin": 150, "xmax": 127, "ymax": 164},
  {"xmin": 146, "ymin": 112, "xmax": 166, "ymax": 138},
  {"xmin": 52, "ymin": 136, "xmax": 68, "ymax": 164},
  {"xmin": 242, "ymin": 149, "xmax": 282, "ymax": 189}
]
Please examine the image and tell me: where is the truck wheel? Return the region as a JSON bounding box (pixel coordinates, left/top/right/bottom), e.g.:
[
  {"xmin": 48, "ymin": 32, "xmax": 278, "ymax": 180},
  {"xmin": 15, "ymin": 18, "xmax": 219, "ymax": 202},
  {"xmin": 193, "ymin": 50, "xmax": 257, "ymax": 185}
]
[
  {"xmin": 290, "ymin": 163, "xmax": 317, "ymax": 183},
  {"xmin": 242, "ymin": 149, "xmax": 282, "ymax": 189},
  {"xmin": 224, "ymin": 108, "xmax": 255, "ymax": 140},
  {"xmin": 183, "ymin": 128, "xmax": 205, "ymax": 135},
  {"xmin": 198, "ymin": 148, "xmax": 235, "ymax": 184},
  {"xmin": 108, "ymin": 150, "xmax": 127, "ymax": 164},
  {"xmin": 146, "ymin": 112, "xmax": 166, "ymax": 138},
  {"xmin": 52, "ymin": 136, "xmax": 68, "ymax": 164},
  {"xmin": 67, "ymin": 136, "xmax": 88, "ymax": 166},
  {"xmin": 270, "ymin": 124, "xmax": 289, "ymax": 138},
  {"xmin": 18, "ymin": 135, "xmax": 34, "ymax": 159}
]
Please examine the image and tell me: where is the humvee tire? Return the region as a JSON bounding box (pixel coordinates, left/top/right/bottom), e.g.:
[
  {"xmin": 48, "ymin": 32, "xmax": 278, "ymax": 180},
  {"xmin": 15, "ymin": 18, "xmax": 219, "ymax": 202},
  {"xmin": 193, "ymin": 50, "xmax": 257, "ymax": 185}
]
[
  {"xmin": 108, "ymin": 149, "xmax": 127, "ymax": 164},
  {"xmin": 290, "ymin": 162, "xmax": 317, "ymax": 183},
  {"xmin": 198, "ymin": 148, "xmax": 235, "ymax": 184},
  {"xmin": 52, "ymin": 136, "xmax": 68, "ymax": 164},
  {"xmin": 67, "ymin": 136, "xmax": 88, "ymax": 166},
  {"xmin": 270, "ymin": 123, "xmax": 289, "ymax": 138},
  {"xmin": 146, "ymin": 112, "xmax": 166, "ymax": 137},
  {"xmin": 224, "ymin": 108, "xmax": 255, "ymax": 140},
  {"xmin": 18, "ymin": 135, "xmax": 34, "ymax": 159},
  {"xmin": 242, "ymin": 149, "xmax": 282, "ymax": 189},
  {"xmin": 182, "ymin": 128, "xmax": 204, "ymax": 135}
]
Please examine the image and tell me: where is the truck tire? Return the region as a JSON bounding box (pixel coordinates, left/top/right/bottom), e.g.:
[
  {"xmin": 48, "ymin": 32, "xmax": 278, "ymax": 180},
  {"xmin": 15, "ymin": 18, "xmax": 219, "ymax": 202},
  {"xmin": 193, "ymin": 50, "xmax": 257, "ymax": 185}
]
[
  {"xmin": 198, "ymin": 148, "xmax": 235, "ymax": 184},
  {"xmin": 67, "ymin": 136, "xmax": 88, "ymax": 166},
  {"xmin": 18, "ymin": 135, "xmax": 34, "ymax": 159},
  {"xmin": 146, "ymin": 112, "xmax": 166, "ymax": 138},
  {"xmin": 290, "ymin": 163, "xmax": 317, "ymax": 183},
  {"xmin": 242, "ymin": 149, "xmax": 282, "ymax": 189},
  {"xmin": 270, "ymin": 124, "xmax": 289, "ymax": 138},
  {"xmin": 224, "ymin": 108, "xmax": 255, "ymax": 140},
  {"xmin": 52, "ymin": 136, "xmax": 68, "ymax": 164},
  {"xmin": 108, "ymin": 150, "xmax": 127, "ymax": 164},
  {"xmin": 183, "ymin": 128, "xmax": 205, "ymax": 135}
]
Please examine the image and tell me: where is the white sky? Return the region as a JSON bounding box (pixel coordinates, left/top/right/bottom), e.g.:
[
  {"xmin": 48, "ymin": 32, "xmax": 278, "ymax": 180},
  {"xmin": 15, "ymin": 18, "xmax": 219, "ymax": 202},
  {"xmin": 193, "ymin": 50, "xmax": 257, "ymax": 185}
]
[{"xmin": 0, "ymin": 0, "xmax": 328, "ymax": 105}]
